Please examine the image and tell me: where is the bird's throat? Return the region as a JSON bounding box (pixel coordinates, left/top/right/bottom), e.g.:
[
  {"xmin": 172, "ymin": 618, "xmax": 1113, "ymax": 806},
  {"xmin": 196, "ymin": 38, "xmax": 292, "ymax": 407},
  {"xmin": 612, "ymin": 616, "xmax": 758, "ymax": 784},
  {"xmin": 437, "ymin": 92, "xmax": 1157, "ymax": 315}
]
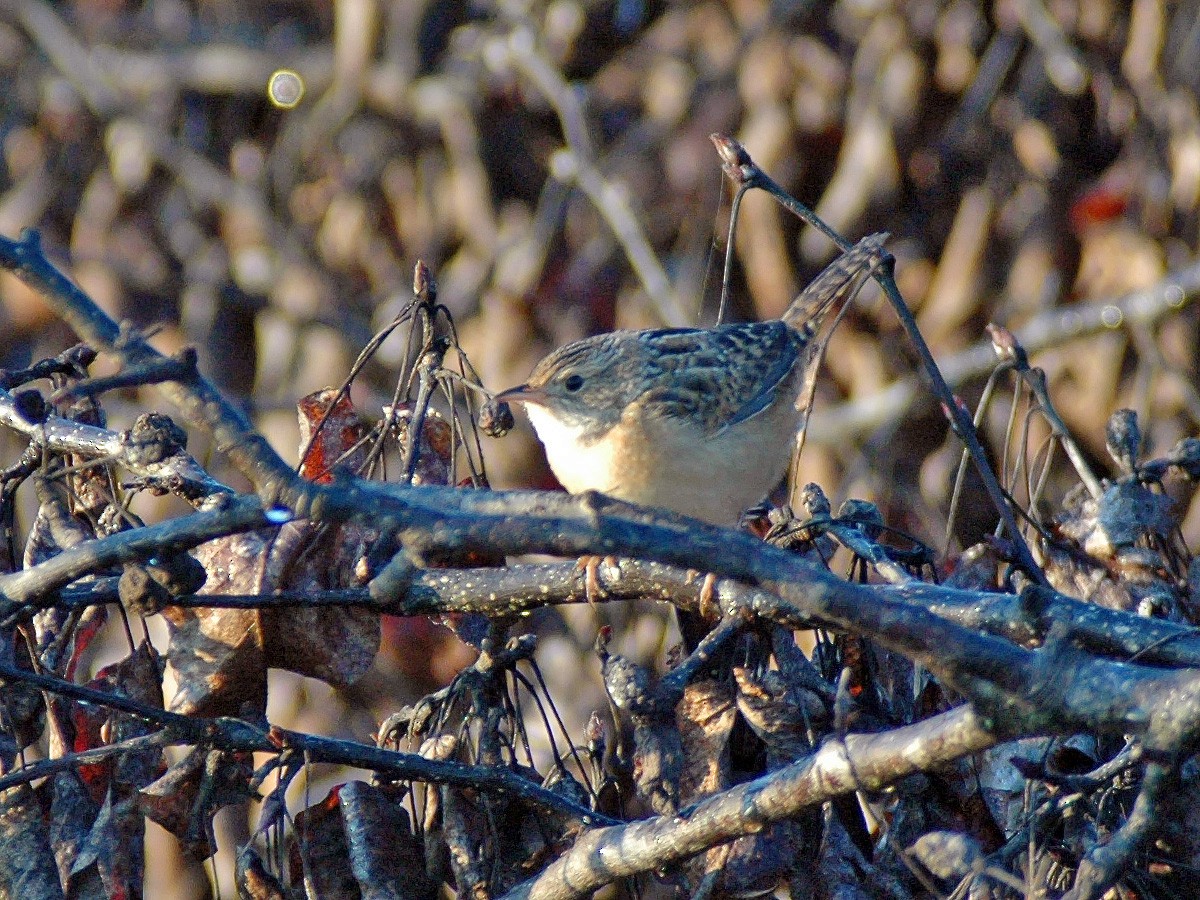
[{"xmin": 524, "ymin": 403, "xmax": 621, "ymax": 496}]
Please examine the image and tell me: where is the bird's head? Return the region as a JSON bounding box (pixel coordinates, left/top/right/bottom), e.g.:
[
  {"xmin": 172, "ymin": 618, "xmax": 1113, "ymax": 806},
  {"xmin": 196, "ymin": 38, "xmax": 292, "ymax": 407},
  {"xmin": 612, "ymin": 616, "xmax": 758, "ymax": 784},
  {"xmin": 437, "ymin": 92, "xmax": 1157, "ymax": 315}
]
[{"xmin": 496, "ymin": 333, "xmax": 641, "ymax": 440}]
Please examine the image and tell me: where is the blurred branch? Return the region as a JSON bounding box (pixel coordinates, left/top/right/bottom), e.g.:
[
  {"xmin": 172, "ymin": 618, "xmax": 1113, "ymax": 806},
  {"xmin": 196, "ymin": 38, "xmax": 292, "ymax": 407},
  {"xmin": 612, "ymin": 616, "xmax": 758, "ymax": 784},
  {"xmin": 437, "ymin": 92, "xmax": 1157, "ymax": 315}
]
[
  {"xmin": 95, "ymin": 44, "xmax": 334, "ymax": 97},
  {"xmin": 814, "ymin": 264, "xmax": 1199, "ymax": 442},
  {"xmin": 490, "ymin": 25, "xmax": 689, "ymax": 326},
  {"xmin": 1014, "ymin": 0, "xmax": 1089, "ymax": 95},
  {"xmin": 7, "ymin": 0, "xmax": 124, "ymax": 115}
]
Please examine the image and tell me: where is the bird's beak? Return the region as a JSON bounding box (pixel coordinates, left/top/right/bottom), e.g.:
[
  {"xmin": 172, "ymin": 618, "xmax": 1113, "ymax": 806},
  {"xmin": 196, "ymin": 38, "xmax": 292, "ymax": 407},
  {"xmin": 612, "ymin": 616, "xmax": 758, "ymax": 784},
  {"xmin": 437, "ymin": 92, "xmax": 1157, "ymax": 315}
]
[{"xmin": 494, "ymin": 384, "xmax": 547, "ymax": 407}]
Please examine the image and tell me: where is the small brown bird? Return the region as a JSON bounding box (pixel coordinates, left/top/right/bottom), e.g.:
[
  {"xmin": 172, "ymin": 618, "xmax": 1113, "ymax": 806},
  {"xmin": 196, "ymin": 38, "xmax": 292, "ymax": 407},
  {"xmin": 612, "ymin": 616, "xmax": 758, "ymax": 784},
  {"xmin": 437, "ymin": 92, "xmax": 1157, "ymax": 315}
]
[{"xmin": 497, "ymin": 234, "xmax": 888, "ymax": 527}]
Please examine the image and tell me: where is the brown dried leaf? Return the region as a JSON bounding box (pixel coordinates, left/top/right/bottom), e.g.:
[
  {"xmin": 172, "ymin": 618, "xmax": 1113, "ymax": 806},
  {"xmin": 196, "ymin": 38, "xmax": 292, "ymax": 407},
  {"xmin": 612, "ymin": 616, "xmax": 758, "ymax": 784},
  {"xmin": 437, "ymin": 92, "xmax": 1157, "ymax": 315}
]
[
  {"xmin": 161, "ymin": 606, "xmax": 266, "ymax": 718},
  {"xmin": 0, "ymin": 644, "xmax": 45, "ymax": 750},
  {"xmin": 942, "ymin": 543, "xmax": 1005, "ymax": 592},
  {"xmin": 388, "ymin": 403, "xmax": 454, "ymax": 486},
  {"xmin": 734, "ymin": 667, "xmax": 825, "ymax": 767},
  {"xmin": 298, "ymin": 388, "xmax": 368, "ymax": 483},
  {"xmin": 724, "ymin": 824, "xmax": 813, "ymax": 899},
  {"xmin": 973, "ymin": 738, "xmax": 1053, "ymax": 839},
  {"xmin": 165, "ymin": 531, "xmax": 269, "ymax": 716},
  {"xmin": 631, "ymin": 719, "xmax": 683, "ymax": 817},
  {"xmin": 676, "ymin": 678, "xmax": 735, "ymax": 803},
  {"xmin": 93, "ymin": 642, "xmax": 165, "ymax": 790},
  {"xmin": 1046, "ymin": 482, "xmax": 1183, "ymax": 612},
  {"xmin": 48, "ymin": 770, "xmax": 100, "ymax": 894},
  {"xmin": 71, "ymin": 790, "xmax": 144, "ymax": 899},
  {"xmin": 287, "ymin": 787, "xmax": 362, "ymax": 899},
  {"xmin": 260, "ymin": 519, "xmax": 381, "ymax": 687},
  {"xmin": 816, "ymin": 805, "xmax": 909, "ymax": 900},
  {"xmin": 601, "ymin": 646, "xmax": 682, "ymax": 815},
  {"xmin": 236, "ymin": 847, "xmax": 288, "ymax": 900},
  {"xmin": 138, "ymin": 748, "xmax": 252, "ymax": 859},
  {"xmin": 23, "ymin": 489, "xmax": 90, "ymax": 568},
  {"xmin": 442, "ymin": 785, "xmax": 490, "ymax": 900},
  {"xmin": 264, "ymin": 601, "xmax": 380, "ymax": 686}
]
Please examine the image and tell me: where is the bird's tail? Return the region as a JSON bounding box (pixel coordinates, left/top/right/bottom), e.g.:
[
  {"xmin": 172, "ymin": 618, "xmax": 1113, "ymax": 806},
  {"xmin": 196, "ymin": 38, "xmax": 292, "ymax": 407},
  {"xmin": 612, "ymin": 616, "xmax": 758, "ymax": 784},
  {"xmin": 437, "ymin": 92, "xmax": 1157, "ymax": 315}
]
[{"xmin": 781, "ymin": 232, "xmax": 890, "ymax": 334}]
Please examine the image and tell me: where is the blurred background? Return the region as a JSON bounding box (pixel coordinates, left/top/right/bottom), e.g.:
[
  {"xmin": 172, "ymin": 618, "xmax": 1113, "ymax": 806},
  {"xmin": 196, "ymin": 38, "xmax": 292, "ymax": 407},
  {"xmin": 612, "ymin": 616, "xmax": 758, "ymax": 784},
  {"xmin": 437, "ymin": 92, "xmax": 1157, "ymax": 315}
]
[{"xmin": 2, "ymin": 0, "xmax": 1199, "ymax": 894}]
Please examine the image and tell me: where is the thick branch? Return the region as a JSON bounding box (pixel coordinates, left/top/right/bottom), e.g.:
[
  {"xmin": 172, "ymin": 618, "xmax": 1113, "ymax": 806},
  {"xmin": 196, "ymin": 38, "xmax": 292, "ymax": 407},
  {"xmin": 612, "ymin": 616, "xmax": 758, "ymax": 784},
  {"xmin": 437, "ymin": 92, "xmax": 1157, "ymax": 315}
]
[
  {"xmin": 502, "ymin": 704, "xmax": 995, "ymax": 900},
  {"xmin": 0, "ymin": 495, "xmax": 268, "ymax": 622}
]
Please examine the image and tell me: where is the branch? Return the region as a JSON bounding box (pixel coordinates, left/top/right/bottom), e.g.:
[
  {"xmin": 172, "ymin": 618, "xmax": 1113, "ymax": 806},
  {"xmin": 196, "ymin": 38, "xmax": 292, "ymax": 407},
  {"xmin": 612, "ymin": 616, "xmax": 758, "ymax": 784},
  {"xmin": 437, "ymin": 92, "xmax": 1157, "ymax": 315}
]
[
  {"xmin": 0, "ymin": 495, "xmax": 268, "ymax": 623},
  {"xmin": 0, "ymin": 389, "xmax": 230, "ymax": 501},
  {"xmin": 905, "ymin": 581, "xmax": 1200, "ymax": 669},
  {"xmin": 1066, "ymin": 761, "xmax": 1174, "ymax": 900},
  {"xmin": 501, "ymin": 705, "xmax": 995, "ymax": 900},
  {"xmin": 52, "ymin": 557, "xmax": 1200, "ymax": 679},
  {"xmin": 0, "ymin": 658, "xmax": 616, "ymax": 828}
]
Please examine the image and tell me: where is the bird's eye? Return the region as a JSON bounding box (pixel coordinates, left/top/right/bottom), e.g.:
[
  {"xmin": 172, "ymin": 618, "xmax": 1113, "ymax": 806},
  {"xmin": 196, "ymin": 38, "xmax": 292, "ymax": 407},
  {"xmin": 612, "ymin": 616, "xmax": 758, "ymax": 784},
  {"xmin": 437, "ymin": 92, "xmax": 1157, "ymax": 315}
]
[{"xmin": 563, "ymin": 374, "xmax": 584, "ymax": 392}]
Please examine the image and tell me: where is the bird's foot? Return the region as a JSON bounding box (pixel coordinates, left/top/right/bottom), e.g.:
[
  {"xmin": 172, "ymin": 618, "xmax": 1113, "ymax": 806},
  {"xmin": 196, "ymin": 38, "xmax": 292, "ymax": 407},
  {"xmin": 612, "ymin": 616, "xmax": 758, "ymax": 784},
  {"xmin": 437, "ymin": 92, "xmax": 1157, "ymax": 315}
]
[
  {"xmin": 698, "ymin": 571, "xmax": 720, "ymax": 621},
  {"xmin": 577, "ymin": 555, "xmax": 619, "ymax": 604}
]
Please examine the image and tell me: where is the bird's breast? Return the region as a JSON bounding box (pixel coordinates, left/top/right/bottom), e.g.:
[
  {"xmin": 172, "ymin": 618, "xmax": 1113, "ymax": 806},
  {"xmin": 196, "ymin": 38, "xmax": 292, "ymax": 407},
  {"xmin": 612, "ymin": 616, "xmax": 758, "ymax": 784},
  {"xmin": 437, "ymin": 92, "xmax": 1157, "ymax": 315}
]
[{"xmin": 524, "ymin": 395, "xmax": 800, "ymax": 525}]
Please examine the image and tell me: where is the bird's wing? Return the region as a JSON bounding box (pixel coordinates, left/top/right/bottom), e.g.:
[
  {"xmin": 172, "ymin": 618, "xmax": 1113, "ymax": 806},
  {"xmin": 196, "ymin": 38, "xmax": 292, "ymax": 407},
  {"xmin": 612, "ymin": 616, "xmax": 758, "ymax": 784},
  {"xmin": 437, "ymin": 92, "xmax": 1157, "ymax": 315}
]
[
  {"xmin": 636, "ymin": 321, "xmax": 800, "ymax": 434},
  {"xmin": 629, "ymin": 234, "xmax": 888, "ymax": 436}
]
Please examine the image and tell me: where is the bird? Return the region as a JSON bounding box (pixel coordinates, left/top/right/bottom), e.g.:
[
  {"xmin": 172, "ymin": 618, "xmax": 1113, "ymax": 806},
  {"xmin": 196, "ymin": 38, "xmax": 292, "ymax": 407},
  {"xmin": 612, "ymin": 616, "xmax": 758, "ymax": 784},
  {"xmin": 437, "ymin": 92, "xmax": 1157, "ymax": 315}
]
[{"xmin": 496, "ymin": 233, "xmax": 889, "ymax": 529}]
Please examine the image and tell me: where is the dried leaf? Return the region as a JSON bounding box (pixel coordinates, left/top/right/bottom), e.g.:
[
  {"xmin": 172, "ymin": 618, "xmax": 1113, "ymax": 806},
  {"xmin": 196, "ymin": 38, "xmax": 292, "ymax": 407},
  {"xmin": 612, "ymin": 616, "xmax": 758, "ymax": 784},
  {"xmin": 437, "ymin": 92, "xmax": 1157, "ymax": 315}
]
[
  {"xmin": 71, "ymin": 790, "xmax": 145, "ymax": 899},
  {"xmin": 287, "ymin": 787, "xmax": 363, "ymax": 899},
  {"xmin": 93, "ymin": 642, "xmax": 165, "ymax": 790},
  {"xmin": 722, "ymin": 824, "xmax": 811, "ymax": 899},
  {"xmin": 677, "ymin": 678, "xmax": 736, "ymax": 802},
  {"xmin": 734, "ymin": 667, "xmax": 824, "ymax": 768},
  {"xmin": 1056, "ymin": 482, "xmax": 1176, "ymax": 561},
  {"xmin": 341, "ymin": 781, "xmax": 437, "ymax": 900},
  {"xmin": 1092, "ymin": 482, "xmax": 1175, "ymax": 553},
  {"xmin": 387, "ymin": 403, "xmax": 453, "ymax": 486},
  {"xmin": 909, "ymin": 830, "xmax": 983, "ymax": 880},
  {"xmin": 138, "ymin": 748, "xmax": 252, "ymax": 859},
  {"xmin": 236, "ymin": 847, "xmax": 288, "ymax": 900},
  {"xmin": 631, "ymin": 720, "xmax": 683, "ymax": 817},
  {"xmin": 298, "ymin": 388, "xmax": 368, "ymax": 483},
  {"xmin": 600, "ymin": 645, "xmax": 682, "ymax": 815},
  {"xmin": 816, "ymin": 804, "xmax": 908, "ymax": 900},
  {"xmin": 166, "ymin": 531, "xmax": 269, "ymax": 717},
  {"xmin": 975, "ymin": 738, "xmax": 1050, "ymax": 838},
  {"xmin": 261, "ymin": 519, "xmax": 380, "ymax": 687},
  {"xmin": 0, "ymin": 784, "xmax": 62, "ymax": 899},
  {"xmin": 49, "ymin": 770, "xmax": 100, "ymax": 894},
  {"xmin": 442, "ymin": 785, "xmax": 489, "ymax": 900},
  {"xmin": 0, "ymin": 643, "xmax": 44, "ymax": 750}
]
